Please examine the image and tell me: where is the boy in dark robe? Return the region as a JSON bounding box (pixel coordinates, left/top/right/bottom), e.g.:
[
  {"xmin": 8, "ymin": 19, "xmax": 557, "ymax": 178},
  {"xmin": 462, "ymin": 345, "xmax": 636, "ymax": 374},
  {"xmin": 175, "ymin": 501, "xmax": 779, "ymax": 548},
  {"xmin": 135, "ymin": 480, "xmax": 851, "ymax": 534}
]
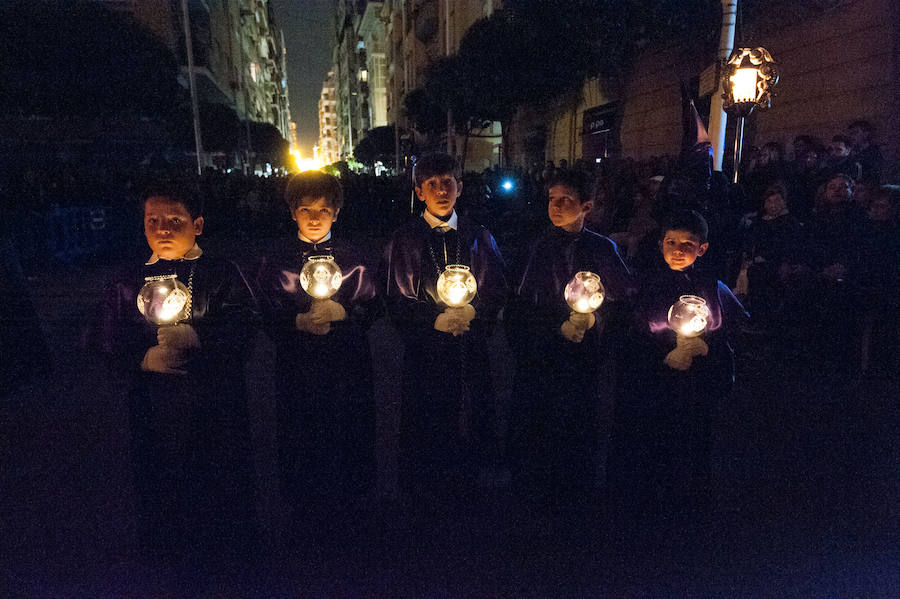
[
  {"xmin": 98, "ymin": 183, "xmax": 257, "ymax": 568},
  {"xmin": 254, "ymin": 171, "xmax": 378, "ymax": 531},
  {"xmin": 609, "ymin": 209, "xmax": 747, "ymax": 526},
  {"xmin": 505, "ymin": 168, "xmax": 632, "ymax": 508},
  {"xmin": 381, "ymin": 153, "xmax": 507, "ymax": 500}
]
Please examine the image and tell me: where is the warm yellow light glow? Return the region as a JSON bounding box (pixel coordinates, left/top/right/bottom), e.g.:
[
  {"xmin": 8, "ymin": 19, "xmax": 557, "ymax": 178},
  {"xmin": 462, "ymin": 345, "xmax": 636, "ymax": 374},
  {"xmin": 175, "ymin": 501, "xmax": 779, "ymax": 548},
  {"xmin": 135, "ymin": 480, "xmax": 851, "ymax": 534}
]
[
  {"xmin": 731, "ymin": 67, "xmax": 759, "ymax": 104},
  {"xmin": 437, "ymin": 265, "xmax": 477, "ymax": 307},
  {"xmin": 137, "ymin": 276, "xmax": 190, "ymax": 325},
  {"xmin": 290, "ymin": 147, "xmax": 324, "ymax": 172},
  {"xmin": 667, "ymin": 295, "xmax": 710, "ymax": 337},
  {"xmin": 300, "ymin": 255, "xmax": 342, "ymax": 299},
  {"xmin": 564, "ymin": 271, "xmax": 605, "ymax": 314}
]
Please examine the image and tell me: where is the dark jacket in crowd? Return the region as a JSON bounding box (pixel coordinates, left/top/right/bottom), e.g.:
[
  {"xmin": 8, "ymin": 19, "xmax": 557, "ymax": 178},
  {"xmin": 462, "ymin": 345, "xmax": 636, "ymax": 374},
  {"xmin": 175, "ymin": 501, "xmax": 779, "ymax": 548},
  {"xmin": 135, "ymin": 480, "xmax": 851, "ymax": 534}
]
[{"xmin": 0, "ymin": 235, "xmax": 50, "ymax": 398}]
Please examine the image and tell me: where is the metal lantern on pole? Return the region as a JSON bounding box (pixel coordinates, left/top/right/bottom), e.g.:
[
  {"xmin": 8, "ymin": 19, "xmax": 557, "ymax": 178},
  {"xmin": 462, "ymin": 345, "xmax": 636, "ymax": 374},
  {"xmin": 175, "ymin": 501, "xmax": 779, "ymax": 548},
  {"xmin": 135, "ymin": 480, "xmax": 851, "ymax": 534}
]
[{"xmin": 721, "ymin": 47, "xmax": 779, "ymax": 183}]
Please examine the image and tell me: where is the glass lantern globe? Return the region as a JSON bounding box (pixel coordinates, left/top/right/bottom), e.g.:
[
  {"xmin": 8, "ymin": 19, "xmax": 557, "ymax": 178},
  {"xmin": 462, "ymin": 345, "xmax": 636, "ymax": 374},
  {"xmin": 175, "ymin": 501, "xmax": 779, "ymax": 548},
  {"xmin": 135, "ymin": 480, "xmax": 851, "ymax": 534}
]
[
  {"xmin": 137, "ymin": 275, "xmax": 190, "ymax": 325},
  {"xmin": 436, "ymin": 264, "xmax": 477, "ymax": 307},
  {"xmin": 564, "ymin": 271, "xmax": 605, "ymax": 314},
  {"xmin": 300, "ymin": 255, "xmax": 343, "ymax": 300},
  {"xmin": 667, "ymin": 295, "xmax": 711, "ymax": 337}
]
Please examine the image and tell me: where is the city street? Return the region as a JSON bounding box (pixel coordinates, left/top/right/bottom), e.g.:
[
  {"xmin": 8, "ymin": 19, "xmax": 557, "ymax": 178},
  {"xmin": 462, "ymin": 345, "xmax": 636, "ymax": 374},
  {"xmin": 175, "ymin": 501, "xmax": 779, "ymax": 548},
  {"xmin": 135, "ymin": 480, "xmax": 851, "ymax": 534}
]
[{"xmin": 1, "ymin": 233, "xmax": 896, "ymax": 596}]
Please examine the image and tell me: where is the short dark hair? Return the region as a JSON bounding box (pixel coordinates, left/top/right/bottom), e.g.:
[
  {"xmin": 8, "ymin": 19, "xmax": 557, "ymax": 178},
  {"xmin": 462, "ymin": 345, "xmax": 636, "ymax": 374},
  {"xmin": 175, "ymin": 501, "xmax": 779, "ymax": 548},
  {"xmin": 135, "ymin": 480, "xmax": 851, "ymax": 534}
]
[
  {"xmin": 873, "ymin": 185, "xmax": 900, "ymax": 207},
  {"xmin": 831, "ymin": 134, "xmax": 852, "ymax": 147},
  {"xmin": 661, "ymin": 209, "xmax": 709, "ymax": 243},
  {"xmin": 763, "ymin": 182, "xmax": 789, "ymax": 202},
  {"xmin": 546, "ymin": 168, "xmax": 594, "ymax": 204},
  {"xmin": 848, "ymin": 120, "xmax": 874, "ymax": 136},
  {"xmin": 414, "ymin": 153, "xmax": 460, "ymax": 186},
  {"xmin": 826, "ymin": 172, "xmax": 855, "ymax": 191},
  {"xmin": 141, "ymin": 182, "xmax": 202, "ymax": 219},
  {"xmin": 284, "ymin": 170, "xmax": 344, "ymax": 213}
]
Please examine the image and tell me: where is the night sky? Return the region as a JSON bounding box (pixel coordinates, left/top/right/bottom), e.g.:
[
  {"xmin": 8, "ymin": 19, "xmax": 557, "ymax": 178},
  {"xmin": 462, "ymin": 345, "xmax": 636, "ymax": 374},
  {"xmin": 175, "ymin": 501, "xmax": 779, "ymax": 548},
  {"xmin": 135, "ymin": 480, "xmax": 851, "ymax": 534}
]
[{"xmin": 270, "ymin": 0, "xmax": 334, "ymax": 155}]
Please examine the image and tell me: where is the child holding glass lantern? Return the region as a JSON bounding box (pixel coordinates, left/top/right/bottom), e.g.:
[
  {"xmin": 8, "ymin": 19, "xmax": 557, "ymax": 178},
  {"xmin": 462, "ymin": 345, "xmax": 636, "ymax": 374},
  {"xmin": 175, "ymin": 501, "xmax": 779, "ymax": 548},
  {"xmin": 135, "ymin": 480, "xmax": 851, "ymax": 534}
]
[
  {"xmin": 381, "ymin": 152, "xmax": 507, "ymax": 498},
  {"xmin": 505, "ymin": 168, "xmax": 632, "ymax": 506},
  {"xmin": 608, "ymin": 209, "xmax": 746, "ymax": 524},
  {"xmin": 97, "ymin": 183, "xmax": 257, "ymax": 565},
  {"xmin": 254, "ymin": 171, "xmax": 378, "ymax": 527}
]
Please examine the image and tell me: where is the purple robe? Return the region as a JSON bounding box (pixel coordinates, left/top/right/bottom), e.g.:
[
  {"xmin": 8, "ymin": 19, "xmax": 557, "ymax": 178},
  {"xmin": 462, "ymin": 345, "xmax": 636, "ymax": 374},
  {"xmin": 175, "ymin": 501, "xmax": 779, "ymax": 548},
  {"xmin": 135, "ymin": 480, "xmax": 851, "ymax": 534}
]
[
  {"xmin": 381, "ymin": 215, "xmax": 507, "ymax": 490},
  {"xmin": 254, "ymin": 236, "xmax": 379, "ymax": 500}
]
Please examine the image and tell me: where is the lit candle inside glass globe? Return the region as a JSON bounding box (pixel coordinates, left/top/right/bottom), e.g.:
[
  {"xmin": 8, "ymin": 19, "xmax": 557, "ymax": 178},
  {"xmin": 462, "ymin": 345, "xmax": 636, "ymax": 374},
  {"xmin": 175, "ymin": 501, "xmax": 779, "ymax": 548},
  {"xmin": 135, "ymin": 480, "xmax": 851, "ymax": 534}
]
[
  {"xmin": 667, "ymin": 295, "xmax": 710, "ymax": 337},
  {"xmin": 564, "ymin": 271, "xmax": 605, "ymax": 314},
  {"xmin": 137, "ymin": 274, "xmax": 190, "ymax": 325},
  {"xmin": 300, "ymin": 255, "xmax": 343, "ymax": 300},
  {"xmin": 437, "ymin": 264, "xmax": 477, "ymax": 307}
]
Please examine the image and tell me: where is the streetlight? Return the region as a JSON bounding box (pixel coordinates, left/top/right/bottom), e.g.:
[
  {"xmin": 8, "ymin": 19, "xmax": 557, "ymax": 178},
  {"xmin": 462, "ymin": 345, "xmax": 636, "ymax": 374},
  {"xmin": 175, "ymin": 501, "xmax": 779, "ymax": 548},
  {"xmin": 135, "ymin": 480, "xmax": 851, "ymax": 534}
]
[{"xmin": 721, "ymin": 47, "xmax": 779, "ymax": 183}]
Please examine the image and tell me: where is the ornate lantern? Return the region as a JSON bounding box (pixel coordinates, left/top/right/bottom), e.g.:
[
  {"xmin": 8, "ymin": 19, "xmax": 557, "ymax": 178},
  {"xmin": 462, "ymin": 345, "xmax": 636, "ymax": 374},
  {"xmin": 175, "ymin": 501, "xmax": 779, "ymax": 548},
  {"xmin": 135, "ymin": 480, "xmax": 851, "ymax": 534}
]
[
  {"xmin": 564, "ymin": 271, "xmax": 605, "ymax": 314},
  {"xmin": 137, "ymin": 274, "xmax": 190, "ymax": 325},
  {"xmin": 436, "ymin": 264, "xmax": 477, "ymax": 307},
  {"xmin": 300, "ymin": 255, "xmax": 343, "ymax": 300},
  {"xmin": 721, "ymin": 47, "xmax": 779, "ymax": 183},
  {"xmin": 667, "ymin": 295, "xmax": 710, "ymax": 337}
]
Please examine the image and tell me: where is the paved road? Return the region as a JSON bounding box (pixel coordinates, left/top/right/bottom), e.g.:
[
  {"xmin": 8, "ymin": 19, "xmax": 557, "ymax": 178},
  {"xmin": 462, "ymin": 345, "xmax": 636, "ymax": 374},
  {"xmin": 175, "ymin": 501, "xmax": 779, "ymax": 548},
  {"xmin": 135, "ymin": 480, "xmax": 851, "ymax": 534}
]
[{"xmin": 1, "ymin": 237, "xmax": 897, "ymax": 596}]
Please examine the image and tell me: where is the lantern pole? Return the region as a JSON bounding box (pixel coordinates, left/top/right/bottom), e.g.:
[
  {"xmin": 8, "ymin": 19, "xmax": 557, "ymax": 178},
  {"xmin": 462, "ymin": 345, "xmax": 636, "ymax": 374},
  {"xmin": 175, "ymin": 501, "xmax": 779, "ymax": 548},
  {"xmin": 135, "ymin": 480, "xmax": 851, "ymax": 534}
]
[
  {"xmin": 733, "ymin": 116, "xmax": 744, "ymax": 184},
  {"xmin": 709, "ymin": 0, "xmax": 738, "ymax": 172}
]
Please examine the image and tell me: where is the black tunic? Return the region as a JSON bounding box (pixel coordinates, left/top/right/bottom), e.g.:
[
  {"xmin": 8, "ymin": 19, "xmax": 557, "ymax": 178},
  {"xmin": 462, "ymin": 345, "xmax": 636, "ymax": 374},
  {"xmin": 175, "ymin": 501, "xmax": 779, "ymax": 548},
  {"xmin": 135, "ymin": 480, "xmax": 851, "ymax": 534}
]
[
  {"xmin": 609, "ymin": 260, "xmax": 747, "ymax": 516},
  {"xmin": 505, "ymin": 226, "xmax": 632, "ymax": 498},
  {"xmin": 99, "ymin": 252, "xmax": 257, "ymax": 560},
  {"xmin": 381, "ymin": 215, "xmax": 507, "ymax": 492},
  {"xmin": 255, "ymin": 236, "xmax": 379, "ymax": 503}
]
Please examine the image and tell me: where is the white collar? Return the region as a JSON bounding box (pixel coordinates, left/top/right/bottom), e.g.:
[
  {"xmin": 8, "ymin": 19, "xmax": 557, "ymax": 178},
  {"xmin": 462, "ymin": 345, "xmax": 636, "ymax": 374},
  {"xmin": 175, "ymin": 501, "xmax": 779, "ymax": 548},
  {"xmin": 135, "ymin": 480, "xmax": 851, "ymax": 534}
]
[
  {"xmin": 145, "ymin": 242, "xmax": 203, "ymax": 265},
  {"xmin": 298, "ymin": 231, "xmax": 332, "ymax": 244},
  {"xmin": 423, "ymin": 209, "xmax": 458, "ymax": 231}
]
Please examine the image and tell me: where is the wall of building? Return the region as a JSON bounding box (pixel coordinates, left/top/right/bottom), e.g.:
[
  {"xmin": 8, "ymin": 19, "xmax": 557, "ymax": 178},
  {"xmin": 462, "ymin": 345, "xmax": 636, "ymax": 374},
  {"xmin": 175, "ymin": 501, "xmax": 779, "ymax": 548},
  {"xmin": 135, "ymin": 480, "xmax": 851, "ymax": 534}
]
[
  {"xmin": 533, "ymin": 0, "xmax": 899, "ymax": 176},
  {"xmin": 749, "ymin": 0, "xmax": 899, "ymax": 171}
]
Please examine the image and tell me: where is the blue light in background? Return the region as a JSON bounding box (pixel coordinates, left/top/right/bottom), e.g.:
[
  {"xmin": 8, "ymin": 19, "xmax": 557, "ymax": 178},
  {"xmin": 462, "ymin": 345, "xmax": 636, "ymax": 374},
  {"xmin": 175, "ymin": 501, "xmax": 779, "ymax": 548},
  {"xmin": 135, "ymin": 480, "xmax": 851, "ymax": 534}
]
[{"xmin": 501, "ymin": 179, "xmax": 514, "ymax": 192}]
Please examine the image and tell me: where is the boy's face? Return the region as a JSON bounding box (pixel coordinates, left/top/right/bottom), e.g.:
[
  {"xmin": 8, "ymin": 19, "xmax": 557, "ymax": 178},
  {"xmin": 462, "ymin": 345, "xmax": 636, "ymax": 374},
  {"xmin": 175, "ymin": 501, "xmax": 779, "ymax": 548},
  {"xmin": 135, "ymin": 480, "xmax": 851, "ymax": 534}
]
[
  {"xmin": 661, "ymin": 229, "xmax": 708, "ymax": 271},
  {"xmin": 144, "ymin": 196, "xmax": 203, "ymax": 260},
  {"xmin": 292, "ymin": 196, "xmax": 339, "ymax": 242},
  {"xmin": 416, "ymin": 174, "xmax": 461, "ymax": 219},
  {"xmin": 548, "ymin": 184, "xmax": 591, "ymax": 232}
]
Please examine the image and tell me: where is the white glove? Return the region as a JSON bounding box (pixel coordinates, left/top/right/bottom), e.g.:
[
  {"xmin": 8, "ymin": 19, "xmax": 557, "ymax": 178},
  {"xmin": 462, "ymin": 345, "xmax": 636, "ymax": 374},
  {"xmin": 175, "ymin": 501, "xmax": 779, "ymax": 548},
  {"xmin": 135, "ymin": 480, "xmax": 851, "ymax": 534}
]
[
  {"xmin": 664, "ymin": 334, "xmax": 709, "ymax": 370},
  {"xmin": 434, "ymin": 304, "xmax": 476, "ymax": 336},
  {"xmin": 295, "ymin": 311, "xmax": 331, "ymax": 335},
  {"xmin": 309, "ymin": 298, "xmax": 347, "ymax": 323},
  {"xmin": 141, "ymin": 344, "xmax": 188, "ymax": 375},
  {"xmin": 560, "ymin": 311, "xmax": 595, "ymax": 343},
  {"xmin": 157, "ymin": 323, "xmax": 199, "ymax": 350}
]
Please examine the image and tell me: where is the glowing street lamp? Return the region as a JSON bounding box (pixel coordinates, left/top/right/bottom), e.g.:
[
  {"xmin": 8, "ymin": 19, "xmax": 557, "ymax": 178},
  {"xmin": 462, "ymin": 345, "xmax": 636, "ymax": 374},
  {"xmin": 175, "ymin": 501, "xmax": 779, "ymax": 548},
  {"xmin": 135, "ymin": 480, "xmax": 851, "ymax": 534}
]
[
  {"xmin": 300, "ymin": 255, "xmax": 343, "ymax": 300},
  {"xmin": 665, "ymin": 295, "xmax": 711, "ymax": 370},
  {"xmin": 137, "ymin": 274, "xmax": 190, "ymax": 325},
  {"xmin": 721, "ymin": 47, "xmax": 779, "ymax": 183}
]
